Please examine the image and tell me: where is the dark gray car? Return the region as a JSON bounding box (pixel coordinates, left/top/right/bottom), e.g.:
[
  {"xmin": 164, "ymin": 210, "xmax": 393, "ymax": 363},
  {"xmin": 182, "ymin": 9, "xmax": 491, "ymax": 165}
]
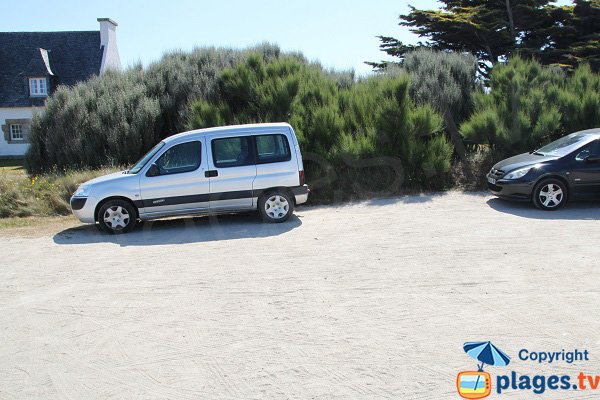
[{"xmin": 487, "ymin": 128, "xmax": 600, "ymax": 210}]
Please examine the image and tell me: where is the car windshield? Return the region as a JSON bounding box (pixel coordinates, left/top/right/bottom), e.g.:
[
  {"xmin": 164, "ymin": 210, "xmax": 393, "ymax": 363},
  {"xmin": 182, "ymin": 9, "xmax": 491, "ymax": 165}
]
[
  {"xmin": 129, "ymin": 142, "xmax": 165, "ymax": 174},
  {"xmin": 535, "ymin": 133, "xmax": 591, "ymax": 156}
]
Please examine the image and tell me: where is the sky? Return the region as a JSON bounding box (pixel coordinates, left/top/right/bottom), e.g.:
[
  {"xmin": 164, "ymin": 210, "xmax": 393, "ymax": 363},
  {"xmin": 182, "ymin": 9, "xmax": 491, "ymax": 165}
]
[{"xmin": 1, "ymin": 0, "xmax": 572, "ymax": 76}]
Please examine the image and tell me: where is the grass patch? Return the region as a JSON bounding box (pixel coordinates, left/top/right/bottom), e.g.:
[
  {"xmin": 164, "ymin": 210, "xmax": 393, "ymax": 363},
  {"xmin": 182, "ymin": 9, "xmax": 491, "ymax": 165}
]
[
  {"xmin": 0, "ymin": 217, "xmax": 38, "ymax": 229},
  {"xmin": 0, "ymin": 167, "xmax": 120, "ymax": 218},
  {"xmin": 0, "ymin": 216, "xmax": 59, "ymax": 229}
]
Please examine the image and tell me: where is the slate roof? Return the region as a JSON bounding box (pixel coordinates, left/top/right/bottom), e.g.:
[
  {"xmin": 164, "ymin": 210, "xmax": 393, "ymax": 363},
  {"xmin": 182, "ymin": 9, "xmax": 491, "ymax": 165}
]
[
  {"xmin": 0, "ymin": 31, "xmax": 103, "ymax": 107},
  {"xmin": 22, "ymin": 48, "xmax": 55, "ymax": 77}
]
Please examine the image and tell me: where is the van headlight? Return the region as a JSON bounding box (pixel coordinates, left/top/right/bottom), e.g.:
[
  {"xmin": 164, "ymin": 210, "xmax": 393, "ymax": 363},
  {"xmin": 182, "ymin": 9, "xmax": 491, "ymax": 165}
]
[
  {"xmin": 74, "ymin": 185, "xmax": 91, "ymax": 197},
  {"xmin": 503, "ymin": 167, "xmax": 531, "ymax": 180}
]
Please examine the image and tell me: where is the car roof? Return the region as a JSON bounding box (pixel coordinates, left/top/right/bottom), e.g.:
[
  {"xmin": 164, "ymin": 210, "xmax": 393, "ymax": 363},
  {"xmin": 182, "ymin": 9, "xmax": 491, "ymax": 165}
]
[
  {"xmin": 162, "ymin": 122, "xmax": 292, "ymax": 144},
  {"xmin": 573, "ymin": 128, "xmax": 600, "ymax": 138}
]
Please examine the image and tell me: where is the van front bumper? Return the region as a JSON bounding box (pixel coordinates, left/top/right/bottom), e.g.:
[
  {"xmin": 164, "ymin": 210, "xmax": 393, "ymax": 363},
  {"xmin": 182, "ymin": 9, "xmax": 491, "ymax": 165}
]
[
  {"xmin": 292, "ymin": 185, "xmax": 309, "ymax": 205},
  {"xmin": 70, "ymin": 196, "xmax": 99, "ymax": 223}
]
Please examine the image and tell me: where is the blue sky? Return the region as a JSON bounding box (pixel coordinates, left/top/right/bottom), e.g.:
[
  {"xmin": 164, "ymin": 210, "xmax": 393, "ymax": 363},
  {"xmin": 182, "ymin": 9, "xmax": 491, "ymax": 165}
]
[{"xmin": 2, "ymin": 0, "xmax": 572, "ymax": 76}]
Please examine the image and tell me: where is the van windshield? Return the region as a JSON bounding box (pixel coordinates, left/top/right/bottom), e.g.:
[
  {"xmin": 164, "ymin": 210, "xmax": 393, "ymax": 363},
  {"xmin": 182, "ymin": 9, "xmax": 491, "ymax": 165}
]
[{"xmin": 129, "ymin": 142, "xmax": 165, "ymax": 174}]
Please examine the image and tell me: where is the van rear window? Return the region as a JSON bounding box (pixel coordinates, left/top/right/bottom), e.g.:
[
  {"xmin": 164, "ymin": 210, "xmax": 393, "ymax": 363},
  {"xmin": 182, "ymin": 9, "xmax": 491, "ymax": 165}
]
[{"xmin": 255, "ymin": 134, "xmax": 291, "ymax": 164}]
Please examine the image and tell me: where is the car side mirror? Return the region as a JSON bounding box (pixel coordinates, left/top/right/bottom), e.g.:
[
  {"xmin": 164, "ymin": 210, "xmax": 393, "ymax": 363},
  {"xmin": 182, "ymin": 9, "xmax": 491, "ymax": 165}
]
[
  {"xmin": 146, "ymin": 163, "xmax": 160, "ymax": 177},
  {"xmin": 585, "ymin": 155, "xmax": 600, "ymax": 163}
]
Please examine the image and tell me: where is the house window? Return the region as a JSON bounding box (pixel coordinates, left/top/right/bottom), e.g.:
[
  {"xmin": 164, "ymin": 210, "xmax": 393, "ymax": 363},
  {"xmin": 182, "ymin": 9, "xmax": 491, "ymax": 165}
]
[
  {"xmin": 10, "ymin": 124, "xmax": 23, "ymax": 140},
  {"xmin": 29, "ymin": 78, "xmax": 47, "ymax": 96}
]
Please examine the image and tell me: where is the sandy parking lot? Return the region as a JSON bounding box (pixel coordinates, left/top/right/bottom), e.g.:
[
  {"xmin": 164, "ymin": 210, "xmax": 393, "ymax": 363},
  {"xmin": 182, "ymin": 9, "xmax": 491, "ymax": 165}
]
[{"xmin": 1, "ymin": 192, "xmax": 600, "ymax": 399}]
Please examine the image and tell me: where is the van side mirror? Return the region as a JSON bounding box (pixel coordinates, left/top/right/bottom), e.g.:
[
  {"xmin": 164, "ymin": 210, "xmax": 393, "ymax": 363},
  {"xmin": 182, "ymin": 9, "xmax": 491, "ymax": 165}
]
[
  {"xmin": 146, "ymin": 163, "xmax": 160, "ymax": 177},
  {"xmin": 585, "ymin": 155, "xmax": 600, "ymax": 163}
]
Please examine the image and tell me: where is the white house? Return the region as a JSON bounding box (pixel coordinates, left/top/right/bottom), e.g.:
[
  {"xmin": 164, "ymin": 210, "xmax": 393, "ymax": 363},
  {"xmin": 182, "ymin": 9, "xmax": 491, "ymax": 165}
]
[{"xmin": 0, "ymin": 18, "xmax": 121, "ymax": 158}]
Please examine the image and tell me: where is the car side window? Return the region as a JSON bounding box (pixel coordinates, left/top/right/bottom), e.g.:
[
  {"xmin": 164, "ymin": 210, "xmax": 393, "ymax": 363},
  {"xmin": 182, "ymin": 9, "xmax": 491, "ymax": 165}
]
[
  {"xmin": 575, "ymin": 147, "xmax": 590, "ymax": 161},
  {"xmin": 255, "ymin": 134, "xmax": 291, "ymax": 164},
  {"xmin": 575, "ymin": 140, "xmax": 600, "ymax": 161},
  {"xmin": 212, "ymin": 136, "xmax": 254, "ymax": 168},
  {"xmin": 155, "ymin": 141, "xmax": 202, "ymax": 175},
  {"xmin": 591, "ymin": 140, "xmax": 600, "ymax": 155}
]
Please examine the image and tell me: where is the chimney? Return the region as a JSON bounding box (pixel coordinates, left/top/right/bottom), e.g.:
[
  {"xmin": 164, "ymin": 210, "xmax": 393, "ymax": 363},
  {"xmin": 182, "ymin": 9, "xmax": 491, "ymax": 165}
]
[{"xmin": 97, "ymin": 18, "xmax": 121, "ymax": 73}]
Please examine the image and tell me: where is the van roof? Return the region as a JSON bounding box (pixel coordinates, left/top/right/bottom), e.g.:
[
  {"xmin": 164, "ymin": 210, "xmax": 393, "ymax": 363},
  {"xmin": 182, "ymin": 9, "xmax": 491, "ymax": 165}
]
[{"xmin": 163, "ymin": 122, "xmax": 292, "ymax": 143}]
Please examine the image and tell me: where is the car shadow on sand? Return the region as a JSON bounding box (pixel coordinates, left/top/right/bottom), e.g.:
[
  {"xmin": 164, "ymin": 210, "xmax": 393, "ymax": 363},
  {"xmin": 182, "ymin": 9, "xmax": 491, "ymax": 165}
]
[
  {"xmin": 487, "ymin": 197, "xmax": 600, "ymax": 220},
  {"xmin": 53, "ymin": 212, "xmax": 302, "ymax": 246},
  {"xmin": 366, "ymin": 193, "xmax": 437, "ymax": 206}
]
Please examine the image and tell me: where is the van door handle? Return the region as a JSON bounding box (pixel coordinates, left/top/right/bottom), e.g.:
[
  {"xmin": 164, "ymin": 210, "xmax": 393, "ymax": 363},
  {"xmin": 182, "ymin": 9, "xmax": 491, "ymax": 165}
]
[{"xmin": 205, "ymin": 170, "xmax": 218, "ymax": 177}]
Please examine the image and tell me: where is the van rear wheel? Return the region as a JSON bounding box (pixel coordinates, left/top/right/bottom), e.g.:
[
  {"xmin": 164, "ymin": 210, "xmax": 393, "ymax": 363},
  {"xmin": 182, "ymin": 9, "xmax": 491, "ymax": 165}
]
[
  {"xmin": 259, "ymin": 191, "xmax": 294, "ymax": 223},
  {"xmin": 97, "ymin": 200, "xmax": 137, "ymax": 233}
]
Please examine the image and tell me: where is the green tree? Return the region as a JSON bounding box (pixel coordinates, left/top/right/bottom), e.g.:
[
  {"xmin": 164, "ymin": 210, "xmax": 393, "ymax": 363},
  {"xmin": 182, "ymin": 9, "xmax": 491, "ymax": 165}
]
[
  {"xmin": 460, "ymin": 57, "xmax": 600, "ymax": 156},
  {"xmin": 371, "ymin": 1, "xmax": 600, "ymax": 76},
  {"xmin": 538, "ymin": 0, "xmax": 600, "ymax": 72}
]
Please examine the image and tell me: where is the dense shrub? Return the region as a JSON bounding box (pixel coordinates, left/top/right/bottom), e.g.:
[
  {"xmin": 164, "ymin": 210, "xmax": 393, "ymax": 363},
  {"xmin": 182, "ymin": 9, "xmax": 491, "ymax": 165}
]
[
  {"xmin": 142, "ymin": 45, "xmax": 281, "ymax": 134},
  {"xmin": 403, "ymin": 50, "xmax": 478, "ymax": 122},
  {"xmin": 26, "ymin": 45, "xmax": 279, "ymax": 174},
  {"xmin": 27, "ymin": 69, "xmax": 160, "ymax": 173},
  {"xmin": 402, "ymin": 49, "xmax": 480, "ymax": 159},
  {"xmin": 187, "ymin": 54, "xmax": 453, "ymax": 200},
  {"xmin": 461, "ymin": 57, "xmax": 600, "ymax": 157},
  {"xmin": 8, "ymin": 43, "xmax": 600, "ymax": 218},
  {"xmin": 24, "ymin": 44, "xmax": 455, "ymax": 207}
]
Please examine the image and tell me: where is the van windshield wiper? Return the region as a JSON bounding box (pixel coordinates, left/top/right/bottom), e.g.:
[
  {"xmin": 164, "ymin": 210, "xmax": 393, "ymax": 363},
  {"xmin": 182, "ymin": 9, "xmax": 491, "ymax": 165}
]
[{"xmin": 530, "ymin": 150, "xmax": 545, "ymax": 156}]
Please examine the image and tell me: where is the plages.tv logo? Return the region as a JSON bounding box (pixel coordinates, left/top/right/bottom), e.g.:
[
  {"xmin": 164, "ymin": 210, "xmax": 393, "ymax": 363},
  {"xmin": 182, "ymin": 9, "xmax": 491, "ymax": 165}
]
[{"xmin": 456, "ymin": 341, "xmax": 511, "ymax": 399}]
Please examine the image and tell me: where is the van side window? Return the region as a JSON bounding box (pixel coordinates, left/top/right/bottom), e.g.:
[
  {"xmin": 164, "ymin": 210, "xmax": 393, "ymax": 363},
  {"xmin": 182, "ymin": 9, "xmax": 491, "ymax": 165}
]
[
  {"xmin": 255, "ymin": 134, "xmax": 291, "ymax": 164},
  {"xmin": 155, "ymin": 141, "xmax": 202, "ymax": 175},
  {"xmin": 212, "ymin": 136, "xmax": 254, "ymax": 168}
]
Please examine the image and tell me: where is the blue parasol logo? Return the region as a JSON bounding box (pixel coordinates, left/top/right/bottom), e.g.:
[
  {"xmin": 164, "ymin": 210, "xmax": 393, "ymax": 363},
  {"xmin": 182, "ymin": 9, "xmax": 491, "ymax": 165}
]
[
  {"xmin": 463, "ymin": 341, "xmax": 511, "ymax": 371},
  {"xmin": 456, "ymin": 341, "xmax": 511, "ymax": 399}
]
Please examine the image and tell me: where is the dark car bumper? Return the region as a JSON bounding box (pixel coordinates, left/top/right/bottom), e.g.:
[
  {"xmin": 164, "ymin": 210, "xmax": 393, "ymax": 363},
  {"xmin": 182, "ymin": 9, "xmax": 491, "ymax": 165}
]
[{"xmin": 486, "ymin": 174, "xmax": 535, "ymax": 202}]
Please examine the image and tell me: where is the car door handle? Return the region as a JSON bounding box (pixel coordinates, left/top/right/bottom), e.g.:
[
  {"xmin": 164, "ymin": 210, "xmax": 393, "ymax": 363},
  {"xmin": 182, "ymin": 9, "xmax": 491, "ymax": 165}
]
[{"xmin": 205, "ymin": 170, "xmax": 218, "ymax": 177}]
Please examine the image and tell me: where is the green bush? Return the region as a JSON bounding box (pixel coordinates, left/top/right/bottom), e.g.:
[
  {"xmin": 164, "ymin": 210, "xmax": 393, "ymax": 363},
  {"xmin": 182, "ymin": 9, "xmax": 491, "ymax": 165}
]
[
  {"xmin": 26, "ymin": 45, "xmax": 279, "ymax": 174},
  {"xmin": 402, "ymin": 49, "xmax": 480, "ymax": 159},
  {"xmin": 27, "ymin": 70, "xmax": 161, "ymax": 173},
  {"xmin": 26, "ymin": 45, "xmax": 454, "ymax": 204},
  {"xmin": 187, "ymin": 54, "xmax": 453, "ymax": 199},
  {"xmin": 461, "ymin": 57, "xmax": 600, "ymax": 157}
]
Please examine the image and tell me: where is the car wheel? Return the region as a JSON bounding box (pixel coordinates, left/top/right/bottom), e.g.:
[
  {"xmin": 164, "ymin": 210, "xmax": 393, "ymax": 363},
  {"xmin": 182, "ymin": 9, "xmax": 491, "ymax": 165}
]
[
  {"xmin": 97, "ymin": 200, "xmax": 137, "ymax": 233},
  {"xmin": 258, "ymin": 190, "xmax": 294, "ymax": 223},
  {"xmin": 533, "ymin": 179, "xmax": 567, "ymax": 211}
]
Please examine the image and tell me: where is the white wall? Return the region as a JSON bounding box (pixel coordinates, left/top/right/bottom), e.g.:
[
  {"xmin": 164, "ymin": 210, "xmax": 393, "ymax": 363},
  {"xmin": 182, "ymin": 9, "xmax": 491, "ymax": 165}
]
[
  {"xmin": 98, "ymin": 18, "xmax": 121, "ymax": 73},
  {"xmin": 0, "ymin": 107, "xmax": 43, "ymax": 157}
]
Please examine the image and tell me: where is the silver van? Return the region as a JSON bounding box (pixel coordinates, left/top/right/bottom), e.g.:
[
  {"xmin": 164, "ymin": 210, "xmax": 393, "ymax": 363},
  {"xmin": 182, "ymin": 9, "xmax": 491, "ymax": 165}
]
[{"xmin": 70, "ymin": 123, "xmax": 309, "ymax": 233}]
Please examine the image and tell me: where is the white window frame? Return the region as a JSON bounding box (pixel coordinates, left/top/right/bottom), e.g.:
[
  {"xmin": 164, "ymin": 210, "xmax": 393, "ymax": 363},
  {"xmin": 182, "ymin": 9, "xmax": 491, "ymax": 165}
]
[
  {"xmin": 10, "ymin": 124, "xmax": 24, "ymax": 141},
  {"xmin": 29, "ymin": 77, "xmax": 48, "ymax": 97}
]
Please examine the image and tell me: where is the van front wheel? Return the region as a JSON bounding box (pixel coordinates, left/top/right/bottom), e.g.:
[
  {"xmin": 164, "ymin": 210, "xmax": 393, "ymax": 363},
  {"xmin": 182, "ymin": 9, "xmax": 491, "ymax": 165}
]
[
  {"xmin": 97, "ymin": 200, "xmax": 137, "ymax": 233},
  {"xmin": 259, "ymin": 191, "xmax": 294, "ymax": 223}
]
